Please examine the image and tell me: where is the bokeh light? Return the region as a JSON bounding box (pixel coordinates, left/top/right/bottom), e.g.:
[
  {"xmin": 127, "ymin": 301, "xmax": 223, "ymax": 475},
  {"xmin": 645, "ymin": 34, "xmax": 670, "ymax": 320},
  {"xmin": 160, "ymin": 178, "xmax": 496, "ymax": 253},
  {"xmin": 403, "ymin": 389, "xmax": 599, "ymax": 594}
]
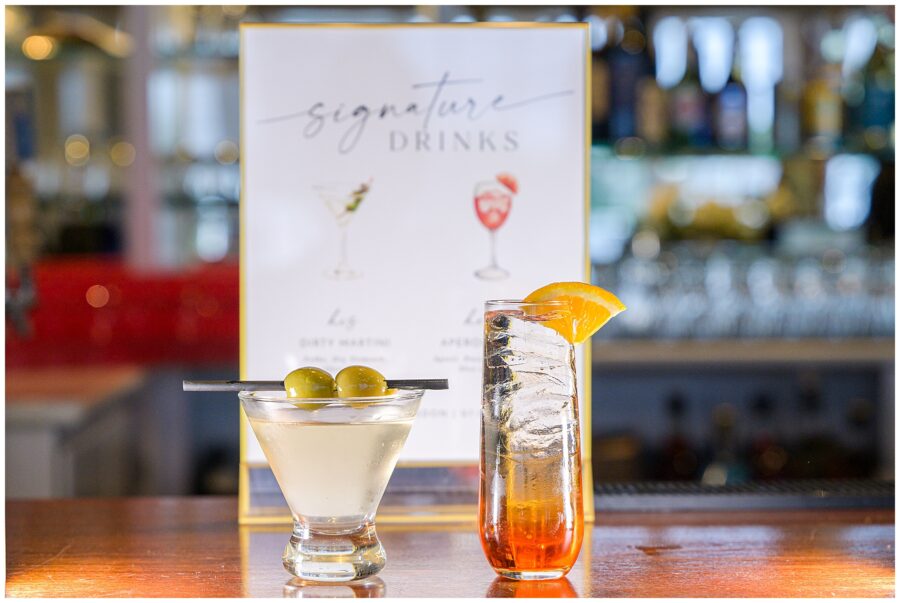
[
  {"xmin": 65, "ymin": 134, "xmax": 90, "ymax": 166},
  {"xmin": 110, "ymin": 141, "xmax": 136, "ymax": 167},
  {"xmin": 214, "ymin": 140, "xmax": 239, "ymax": 165},
  {"xmin": 22, "ymin": 35, "xmax": 56, "ymax": 61},
  {"xmin": 85, "ymin": 285, "xmax": 110, "ymax": 309}
]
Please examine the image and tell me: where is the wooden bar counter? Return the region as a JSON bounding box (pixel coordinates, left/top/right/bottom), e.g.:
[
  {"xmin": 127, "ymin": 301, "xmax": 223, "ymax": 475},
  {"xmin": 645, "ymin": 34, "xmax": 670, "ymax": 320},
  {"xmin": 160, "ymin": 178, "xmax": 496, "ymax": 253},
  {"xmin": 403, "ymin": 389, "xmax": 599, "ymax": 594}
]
[{"xmin": 6, "ymin": 497, "xmax": 894, "ymax": 597}]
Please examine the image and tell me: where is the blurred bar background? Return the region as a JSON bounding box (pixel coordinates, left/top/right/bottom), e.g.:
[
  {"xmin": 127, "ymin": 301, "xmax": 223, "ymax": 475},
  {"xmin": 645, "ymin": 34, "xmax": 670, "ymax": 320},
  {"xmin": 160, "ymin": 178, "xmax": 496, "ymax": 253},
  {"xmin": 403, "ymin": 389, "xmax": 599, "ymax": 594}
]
[{"xmin": 5, "ymin": 5, "xmax": 894, "ymax": 503}]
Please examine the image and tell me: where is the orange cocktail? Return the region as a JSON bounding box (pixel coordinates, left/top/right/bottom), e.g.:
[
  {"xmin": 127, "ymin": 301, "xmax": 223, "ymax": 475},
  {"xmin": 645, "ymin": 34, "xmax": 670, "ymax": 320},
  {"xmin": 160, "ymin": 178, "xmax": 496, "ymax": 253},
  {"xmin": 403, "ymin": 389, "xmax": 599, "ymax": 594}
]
[{"xmin": 479, "ymin": 283, "xmax": 625, "ymax": 580}]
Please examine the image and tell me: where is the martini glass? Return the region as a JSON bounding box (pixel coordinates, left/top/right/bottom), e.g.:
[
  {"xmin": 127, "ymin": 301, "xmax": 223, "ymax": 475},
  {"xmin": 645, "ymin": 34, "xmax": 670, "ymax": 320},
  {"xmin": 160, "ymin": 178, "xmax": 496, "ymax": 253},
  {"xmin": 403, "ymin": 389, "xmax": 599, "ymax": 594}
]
[
  {"xmin": 240, "ymin": 389, "xmax": 422, "ymax": 582},
  {"xmin": 315, "ymin": 180, "xmax": 371, "ymax": 280},
  {"xmin": 473, "ymin": 180, "xmax": 513, "ymax": 281}
]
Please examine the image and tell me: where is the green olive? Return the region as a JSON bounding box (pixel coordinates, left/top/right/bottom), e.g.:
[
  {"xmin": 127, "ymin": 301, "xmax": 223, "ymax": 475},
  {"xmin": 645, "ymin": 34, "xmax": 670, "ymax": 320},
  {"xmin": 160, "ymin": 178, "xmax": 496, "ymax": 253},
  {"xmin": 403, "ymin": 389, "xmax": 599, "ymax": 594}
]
[
  {"xmin": 284, "ymin": 367, "xmax": 336, "ymax": 403},
  {"xmin": 335, "ymin": 365, "xmax": 388, "ymax": 399}
]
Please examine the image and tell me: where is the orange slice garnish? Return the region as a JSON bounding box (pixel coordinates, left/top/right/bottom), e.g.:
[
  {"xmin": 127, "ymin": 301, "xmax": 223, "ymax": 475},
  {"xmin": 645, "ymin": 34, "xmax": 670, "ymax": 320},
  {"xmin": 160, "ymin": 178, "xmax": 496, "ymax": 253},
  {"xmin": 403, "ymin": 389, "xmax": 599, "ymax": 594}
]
[
  {"xmin": 523, "ymin": 282, "xmax": 626, "ymax": 344},
  {"xmin": 497, "ymin": 172, "xmax": 518, "ymax": 194}
]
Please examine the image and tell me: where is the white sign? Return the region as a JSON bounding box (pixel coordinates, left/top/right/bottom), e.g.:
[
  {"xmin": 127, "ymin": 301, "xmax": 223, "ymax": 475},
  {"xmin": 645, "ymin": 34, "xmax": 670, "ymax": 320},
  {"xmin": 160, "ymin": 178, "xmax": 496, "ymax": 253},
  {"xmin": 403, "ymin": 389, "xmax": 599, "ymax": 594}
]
[{"xmin": 242, "ymin": 23, "xmax": 589, "ymax": 464}]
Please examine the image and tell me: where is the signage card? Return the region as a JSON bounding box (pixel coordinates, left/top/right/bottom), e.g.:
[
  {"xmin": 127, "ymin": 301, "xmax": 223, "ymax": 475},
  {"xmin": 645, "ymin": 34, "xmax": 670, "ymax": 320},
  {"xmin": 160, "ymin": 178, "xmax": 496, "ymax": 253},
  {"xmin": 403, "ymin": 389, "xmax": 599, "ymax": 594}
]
[{"xmin": 241, "ymin": 23, "xmax": 589, "ymax": 498}]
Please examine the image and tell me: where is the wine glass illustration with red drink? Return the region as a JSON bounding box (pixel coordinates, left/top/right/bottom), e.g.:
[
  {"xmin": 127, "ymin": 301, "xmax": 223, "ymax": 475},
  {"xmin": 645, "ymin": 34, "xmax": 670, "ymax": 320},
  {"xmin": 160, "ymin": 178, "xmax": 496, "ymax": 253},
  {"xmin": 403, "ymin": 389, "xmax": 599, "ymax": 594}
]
[{"xmin": 474, "ymin": 173, "xmax": 517, "ymax": 281}]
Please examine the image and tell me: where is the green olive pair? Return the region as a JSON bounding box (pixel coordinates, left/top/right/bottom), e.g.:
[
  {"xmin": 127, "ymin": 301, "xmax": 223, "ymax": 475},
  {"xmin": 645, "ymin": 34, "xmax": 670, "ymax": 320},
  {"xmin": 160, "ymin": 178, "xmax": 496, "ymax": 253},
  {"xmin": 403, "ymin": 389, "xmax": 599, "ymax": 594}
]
[{"xmin": 284, "ymin": 365, "xmax": 392, "ymax": 404}]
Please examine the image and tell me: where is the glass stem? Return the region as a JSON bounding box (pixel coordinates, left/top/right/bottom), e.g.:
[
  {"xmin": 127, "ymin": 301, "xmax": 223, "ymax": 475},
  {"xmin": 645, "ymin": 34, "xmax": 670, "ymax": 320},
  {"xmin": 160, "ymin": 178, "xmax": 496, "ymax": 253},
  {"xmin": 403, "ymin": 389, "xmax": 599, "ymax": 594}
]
[
  {"xmin": 490, "ymin": 230, "xmax": 498, "ymax": 268},
  {"xmin": 340, "ymin": 224, "xmax": 349, "ymax": 269}
]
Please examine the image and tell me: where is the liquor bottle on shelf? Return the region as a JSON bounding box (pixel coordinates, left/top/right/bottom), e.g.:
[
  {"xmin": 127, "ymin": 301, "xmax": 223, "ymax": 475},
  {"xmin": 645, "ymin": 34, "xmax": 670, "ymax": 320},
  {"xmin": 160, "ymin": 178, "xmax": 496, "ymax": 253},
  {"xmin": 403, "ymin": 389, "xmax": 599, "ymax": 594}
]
[
  {"xmin": 774, "ymin": 83, "xmax": 803, "ymax": 155},
  {"xmin": 668, "ymin": 40, "xmax": 711, "ymax": 150},
  {"xmin": 850, "ymin": 42, "xmax": 895, "ymax": 153},
  {"xmin": 589, "ymin": 10, "xmax": 611, "ymax": 143},
  {"xmin": 802, "ymin": 63, "xmax": 843, "ymax": 155},
  {"xmin": 788, "ymin": 374, "xmax": 843, "ymax": 479},
  {"xmin": 700, "ymin": 403, "xmax": 750, "ymax": 486},
  {"xmin": 607, "ymin": 14, "xmax": 651, "ymax": 144},
  {"xmin": 637, "ymin": 42, "xmax": 668, "ymax": 152},
  {"xmin": 657, "ymin": 392, "xmax": 698, "ymax": 481},
  {"xmin": 745, "ymin": 393, "xmax": 789, "ymax": 480},
  {"xmin": 844, "ymin": 397, "xmax": 877, "ymax": 479},
  {"xmin": 713, "ymin": 64, "xmax": 748, "ymax": 151}
]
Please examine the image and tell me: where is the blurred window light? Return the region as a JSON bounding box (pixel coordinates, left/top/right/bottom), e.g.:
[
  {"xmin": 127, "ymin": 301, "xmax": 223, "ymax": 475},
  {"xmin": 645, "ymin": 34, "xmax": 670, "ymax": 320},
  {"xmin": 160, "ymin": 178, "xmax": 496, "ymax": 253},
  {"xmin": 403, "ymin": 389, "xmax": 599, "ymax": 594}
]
[
  {"xmin": 59, "ymin": 58, "xmax": 107, "ymax": 135},
  {"xmin": 821, "ymin": 29, "xmax": 845, "ymax": 63},
  {"xmin": 196, "ymin": 205, "xmax": 231, "ymax": 262},
  {"xmin": 83, "ymin": 163, "xmax": 111, "ymax": 200},
  {"xmin": 739, "ymin": 17, "xmax": 782, "ymax": 139},
  {"xmin": 590, "ymin": 209, "xmax": 632, "ymax": 264},
  {"xmin": 739, "ymin": 17, "xmax": 783, "ymax": 90},
  {"xmin": 747, "ymin": 88, "xmax": 775, "ymax": 136},
  {"xmin": 148, "ymin": 69, "xmax": 178, "ymax": 156},
  {"xmin": 184, "ymin": 69, "xmax": 226, "ymax": 159},
  {"xmin": 690, "ymin": 17, "xmax": 734, "ymax": 93},
  {"xmin": 556, "ymin": 13, "xmax": 577, "ymax": 23},
  {"xmin": 842, "ymin": 15, "xmax": 879, "ymax": 77},
  {"xmin": 824, "ymin": 154, "xmax": 880, "ymax": 231},
  {"xmin": 22, "ymin": 35, "xmax": 56, "ymax": 61},
  {"xmin": 878, "ymin": 22, "xmax": 895, "ymax": 48},
  {"xmin": 450, "ymin": 13, "xmax": 476, "ymax": 23},
  {"xmin": 661, "ymin": 156, "xmax": 782, "ymax": 203},
  {"xmin": 183, "ymin": 164, "xmax": 217, "ymax": 200},
  {"xmin": 585, "ymin": 15, "xmax": 607, "ymax": 51},
  {"xmin": 654, "ymin": 17, "xmax": 688, "ymax": 89}
]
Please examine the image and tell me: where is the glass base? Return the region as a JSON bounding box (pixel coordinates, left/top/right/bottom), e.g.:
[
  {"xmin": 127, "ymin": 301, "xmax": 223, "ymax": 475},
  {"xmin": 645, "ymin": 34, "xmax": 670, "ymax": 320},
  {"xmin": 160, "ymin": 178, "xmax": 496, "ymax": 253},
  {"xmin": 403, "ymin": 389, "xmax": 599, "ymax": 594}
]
[
  {"xmin": 474, "ymin": 265, "xmax": 509, "ymax": 281},
  {"xmin": 282, "ymin": 521, "xmax": 385, "ymax": 582},
  {"xmin": 495, "ymin": 568, "xmax": 567, "ymax": 581}
]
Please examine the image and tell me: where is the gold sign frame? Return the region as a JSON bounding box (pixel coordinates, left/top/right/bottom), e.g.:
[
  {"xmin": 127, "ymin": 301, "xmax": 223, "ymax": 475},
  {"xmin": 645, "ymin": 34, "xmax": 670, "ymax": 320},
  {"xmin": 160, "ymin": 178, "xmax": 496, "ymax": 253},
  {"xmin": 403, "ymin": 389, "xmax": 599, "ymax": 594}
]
[{"xmin": 238, "ymin": 21, "xmax": 593, "ymax": 525}]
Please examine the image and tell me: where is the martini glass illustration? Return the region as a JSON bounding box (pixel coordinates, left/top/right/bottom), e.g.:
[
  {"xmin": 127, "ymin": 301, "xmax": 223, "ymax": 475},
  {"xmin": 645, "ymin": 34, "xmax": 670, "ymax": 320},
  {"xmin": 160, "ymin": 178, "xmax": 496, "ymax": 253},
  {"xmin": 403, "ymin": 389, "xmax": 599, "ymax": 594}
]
[
  {"xmin": 474, "ymin": 173, "xmax": 517, "ymax": 281},
  {"xmin": 315, "ymin": 179, "xmax": 372, "ymax": 280}
]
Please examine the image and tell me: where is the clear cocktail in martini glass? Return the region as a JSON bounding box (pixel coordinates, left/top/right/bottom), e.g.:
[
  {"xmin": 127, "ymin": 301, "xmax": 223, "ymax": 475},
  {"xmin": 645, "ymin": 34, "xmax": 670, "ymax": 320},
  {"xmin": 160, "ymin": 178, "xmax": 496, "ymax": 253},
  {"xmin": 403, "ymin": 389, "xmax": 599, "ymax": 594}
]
[{"xmin": 240, "ymin": 388, "xmax": 422, "ymax": 582}]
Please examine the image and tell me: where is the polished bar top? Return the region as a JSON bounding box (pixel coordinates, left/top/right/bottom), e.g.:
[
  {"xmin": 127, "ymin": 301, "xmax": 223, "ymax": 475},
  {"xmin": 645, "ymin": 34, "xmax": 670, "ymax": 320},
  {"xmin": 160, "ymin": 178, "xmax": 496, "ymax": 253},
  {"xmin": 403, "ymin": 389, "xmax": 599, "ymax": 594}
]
[{"xmin": 6, "ymin": 497, "xmax": 894, "ymax": 597}]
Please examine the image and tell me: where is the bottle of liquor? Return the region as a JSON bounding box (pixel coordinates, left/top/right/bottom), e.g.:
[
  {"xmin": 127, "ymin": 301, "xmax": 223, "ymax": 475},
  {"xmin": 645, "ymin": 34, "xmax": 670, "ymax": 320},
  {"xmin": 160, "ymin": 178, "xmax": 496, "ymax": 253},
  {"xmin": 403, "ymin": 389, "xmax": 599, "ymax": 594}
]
[
  {"xmin": 802, "ymin": 63, "xmax": 843, "ymax": 154},
  {"xmin": 713, "ymin": 63, "xmax": 748, "ymax": 151},
  {"xmin": 854, "ymin": 42, "xmax": 895, "ymax": 153},
  {"xmin": 746, "ymin": 393, "xmax": 788, "ymax": 480},
  {"xmin": 844, "ymin": 397, "xmax": 877, "ymax": 479},
  {"xmin": 774, "ymin": 84, "xmax": 803, "ymax": 155},
  {"xmin": 637, "ymin": 41, "xmax": 668, "ymax": 151},
  {"xmin": 658, "ymin": 392, "xmax": 698, "ymax": 480},
  {"xmin": 701, "ymin": 403, "xmax": 750, "ymax": 486},
  {"xmin": 668, "ymin": 40, "xmax": 711, "ymax": 150},
  {"xmin": 607, "ymin": 13, "xmax": 651, "ymax": 143},
  {"xmin": 788, "ymin": 374, "xmax": 842, "ymax": 479},
  {"xmin": 589, "ymin": 11, "xmax": 611, "ymax": 143}
]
